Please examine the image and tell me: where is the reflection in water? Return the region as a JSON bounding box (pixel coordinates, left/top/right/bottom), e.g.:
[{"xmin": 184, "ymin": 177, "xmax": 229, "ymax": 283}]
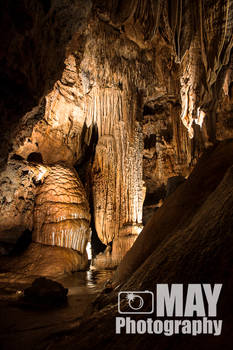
[
  {"xmin": 57, "ymin": 269, "xmax": 113, "ymax": 295},
  {"xmin": 0, "ymin": 269, "xmax": 114, "ymax": 350},
  {"xmin": 86, "ymin": 270, "xmax": 95, "ymax": 288}
]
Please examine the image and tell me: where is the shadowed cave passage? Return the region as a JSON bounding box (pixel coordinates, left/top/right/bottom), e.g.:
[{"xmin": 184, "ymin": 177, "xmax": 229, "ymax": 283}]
[{"xmin": 74, "ymin": 122, "xmax": 107, "ymax": 259}]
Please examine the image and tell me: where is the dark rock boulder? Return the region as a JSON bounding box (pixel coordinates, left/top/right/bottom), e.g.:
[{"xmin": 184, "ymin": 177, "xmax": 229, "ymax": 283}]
[{"xmin": 23, "ymin": 277, "xmax": 68, "ymax": 307}]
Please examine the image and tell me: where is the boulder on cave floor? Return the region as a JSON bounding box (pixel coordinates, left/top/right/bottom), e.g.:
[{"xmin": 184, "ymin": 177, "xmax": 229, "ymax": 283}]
[{"xmin": 22, "ymin": 277, "xmax": 68, "ymax": 307}]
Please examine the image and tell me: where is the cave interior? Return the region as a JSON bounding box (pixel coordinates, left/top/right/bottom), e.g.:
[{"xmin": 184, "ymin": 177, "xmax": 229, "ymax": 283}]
[{"xmin": 0, "ymin": 1, "xmax": 233, "ymax": 349}]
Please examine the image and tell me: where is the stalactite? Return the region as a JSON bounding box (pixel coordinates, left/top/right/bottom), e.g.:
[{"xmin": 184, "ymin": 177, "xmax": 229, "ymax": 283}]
[
  {"xmin": 179, "ymin": 0, "xmax": 233, "ymax": 138},
  {"xmin": 89, "ymin": 87, "xmax": 144, "ymax": 248},
  {"xmin": 96, "ymin": 1, "xmax": 233, "ymax": 139}
]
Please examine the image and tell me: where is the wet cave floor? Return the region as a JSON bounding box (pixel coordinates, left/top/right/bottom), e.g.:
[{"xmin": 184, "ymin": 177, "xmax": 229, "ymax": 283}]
[{"xmin": 0, "ymin": 269, "xmax": 113, "ymax": 350}]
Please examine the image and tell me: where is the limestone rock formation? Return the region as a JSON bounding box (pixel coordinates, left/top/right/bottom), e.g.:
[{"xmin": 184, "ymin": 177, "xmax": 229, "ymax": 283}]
[
  {"xmin": 0, "ymin": 160, "xmax": 36, "ymax": 243},
  {"xmin": 81, "ymin": 21, "xmax": 153, "ymax": 261},
  {"xmin": 142, "ymin": 102, "xmax": 193, "ymax": 223},
  {"xmin": 216, "ymin": 55, "xmax": 233, "ymax": 141},
  {"xmin": 90, "ymin": 88, "xmax": 144, "ymax": 256},
  {"xmin": 45, "ymin": 140, "xmax": 233, "ymax": 350},
  {"xmin": 114, "ymin": 140, "xmax": 233, "ymax": 285},
  {"xmin": 0, "ymin": 0, "xmax": 92, "ymax": 168},
  {"xmin": 1, "ymin": 242, "xmax": 88, "ymax": 277},
  {"xmin": 0, "ymin": 0, "xmax": 233, "ymax": 271},
  {"xmin": 179, "ymin": 6, "xmax": 232, "ymax": 141},
  {"xmin": 94, "ymin": 0, "xmax": 233, "ymax": 140},
  {"xmin": 10, "ymin": 52, "xmax": 91, "ymax": 167},
  {"xmin": 33, "ymin": 164, "xmax": 91, "ymax": 254},
  {"xmin": 0, "ymin": 161, "xmax": 91, "ymax": 274},
  {"xmin": 80, "ymin": 17, "xmax": 190, "ymax": 263}
]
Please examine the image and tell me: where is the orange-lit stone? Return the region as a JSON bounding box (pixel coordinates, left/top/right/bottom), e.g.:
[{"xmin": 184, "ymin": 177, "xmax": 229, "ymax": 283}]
[{"xmin": 33, "ymin": 165, "xmax": 90, "ymax": 255}]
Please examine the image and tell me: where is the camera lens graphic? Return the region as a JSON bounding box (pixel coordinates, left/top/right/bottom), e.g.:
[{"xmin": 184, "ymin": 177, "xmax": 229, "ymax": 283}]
[{"xmin": 126, "ymin": 293, "xmax": 144, "ymax": 310}]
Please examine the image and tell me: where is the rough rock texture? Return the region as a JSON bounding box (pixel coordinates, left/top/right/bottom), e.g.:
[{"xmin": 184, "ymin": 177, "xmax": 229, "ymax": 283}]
[
  {"xmin": 142, "ymin": 103, "xmax": 192, "ymax": 223},
  {"xmin": 74, "ymin": 15, "xmax": 193, "ymax": 261},
  {"xmin": 90, "ymin": 88, "xmax": 144, "ymax": 246},
  {"xmin": 10, "ymin": 51, "xmax": 91, "ymax": 167},
  {"xmin": 91, "ymin": 0, "xmax": 233, "ymax": 137},
  {"xmin": 114, "ymin": 140, "xmax": 233, "ymax": 285},
  {"xmin": 86, "ymin": 0, "xmax": 233, "ymax": 250},
  {"xmin": 44, "ymin": 140, "xmax": 233, "ymax": 350},
  {"xmin": 0, "ymin": 162, "xmax": 90, "ymax": 273},
  {"xmin": 179, "ymin": 0, "xmax": 233, "ymax": 139},
  {"xmin": 0, "ymin": 160, "xmax": 37, "ymax": 243},
  {"xmin": 78, "ymin": 19, "xmax": 155, "ymax": 259},
  {"xmin": 0, "ymin": 242, "xmax": 88, "ymax": 277},
  {"xmin": 0, "ymin": 161, "xmax": 91, "ymax": 255},
  {"xmin": 33, "ymin": 165, "xmax": 91, "ymax": 254},
  {"xmin": 216, "ymin": 67, "xmax": 233, "ymax": 141},
  {"xmin": 0, "ymin": 0, "xmax": 92, "ymax": 168}
]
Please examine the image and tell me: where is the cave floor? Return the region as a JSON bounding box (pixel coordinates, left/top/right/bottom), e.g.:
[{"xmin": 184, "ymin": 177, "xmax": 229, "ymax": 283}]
[{"xmin": 0, "ymin": 270, "xmax": 113, "ymax": 350}]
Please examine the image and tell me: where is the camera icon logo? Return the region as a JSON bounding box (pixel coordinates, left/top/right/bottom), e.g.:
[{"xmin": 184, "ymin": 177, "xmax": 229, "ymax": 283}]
[{"xmin": 118, "ymin": 291, "xmax": 154, "ymax": 314}]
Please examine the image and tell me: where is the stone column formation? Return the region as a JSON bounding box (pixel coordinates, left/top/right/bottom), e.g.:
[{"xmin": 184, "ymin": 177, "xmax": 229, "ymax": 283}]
[
  {"xmin": 80, "ymin": 20, "xmax": 153, "ymax": 263},
  {"xmin": 33, "ymin": 165, "xmax": 91, "ymax": 256},
  {"xmin": 86, "ymin": 87, "xmax": 144, "ymax": 263}
]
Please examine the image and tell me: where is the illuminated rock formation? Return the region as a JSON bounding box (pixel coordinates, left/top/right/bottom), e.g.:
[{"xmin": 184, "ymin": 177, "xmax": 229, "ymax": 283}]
[
  {"xmin": 0, "ymin": 0, "xmax": 233, "ymax": 273},
  {"xmin": 0, "ymin": 160, "xmax": 36, "ymax": 243},
  {"xmin": 0, "ymin": 0, "xmax": 92, "ymax": 168},
  {"xmin": 114, "ymin": 140, "xmax": 233, "ymax": 285},
  {"xmin": 0, "ymin": 162, "xmax": 90, "ymax": 275},
  {"xmin": 10, "ymin": 52, "xmax": 91, "ymax": 167},
  {"xmin": 33, "ymin": 165, "xmax": 91, "ymax": 255},
  {"xmin": 1, "ymin": 242, "xmax": 88, "ymax": 277},
  {"xmin": 60, "ymin": 140, "xmax": 233, "ymax": 350},
  {"xmin": 80, "ymin": 21, "xmax": 153, "ymax": 263},
  {"xmin": 179, "ymin": 0, "xmax": 233, "ymax": 139},
  {"xmin": 90, "ymin": 88, "xmax": 144, "ymax": 251}
]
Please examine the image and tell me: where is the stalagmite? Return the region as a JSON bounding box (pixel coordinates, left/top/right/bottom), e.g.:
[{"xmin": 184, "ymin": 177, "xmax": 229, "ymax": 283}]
[{"xmin": 33, "ymin": 165, "xmax": 91, "ymax": 255}]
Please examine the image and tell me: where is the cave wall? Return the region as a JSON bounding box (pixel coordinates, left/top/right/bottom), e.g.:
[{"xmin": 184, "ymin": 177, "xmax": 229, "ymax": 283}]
[
  {"xmin": 0, "ymin": 0, "xmax": 92, "ymax": 169},
  {"xmin": 0, "ymin": 160, "xmax": 36, "ymax": 243}
]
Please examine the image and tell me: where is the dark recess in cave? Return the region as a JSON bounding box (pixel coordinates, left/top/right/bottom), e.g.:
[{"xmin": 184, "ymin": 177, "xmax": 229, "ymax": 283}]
[
  {"xmin": 143, "ymin": 104, "xmax": 155, "ymax": 116},
  {"xmin": 74, "ymin": 123, "xmax": 106, "ymax": 257},
  {"xmin": 10, "ymin": 154, "xmax": 24, "ymax": 161},
  {"xmin": 10, "ymin": 229, "xmax": 32, "ymax": 256},
  {"xmin": 144, "ymin": 134, "xmax": 156, "ymax": 149},
  {"xmin": 39, "ymin": 0, "xmax": 51, "ymax": 14},
  {"xmin": 91, "ymin": 225, "xmax": 107, "ymax": 258},
  {"xmin": 75, "ymin": 123, "xmax": 99, "ymax": 178},
  {"xmin": 27, "ymin": 152, "xmax": 43, "ymax": 163},
  {"xmin": 143, "ymin": 184, "xmax": 166, "ymax": 206},
  {"xmin": 159, "ymin": 127, "xmax": 173, "ymax": 143},
  {"xmin": 224, "ymin": 117, "xmax": 233, "ymax": 129}
]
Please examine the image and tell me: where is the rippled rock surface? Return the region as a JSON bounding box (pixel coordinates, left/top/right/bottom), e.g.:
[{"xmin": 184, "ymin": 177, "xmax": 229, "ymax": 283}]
[{"xmin": 33, "ymin": 165, "xmax": 91, "ymax": 255}]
